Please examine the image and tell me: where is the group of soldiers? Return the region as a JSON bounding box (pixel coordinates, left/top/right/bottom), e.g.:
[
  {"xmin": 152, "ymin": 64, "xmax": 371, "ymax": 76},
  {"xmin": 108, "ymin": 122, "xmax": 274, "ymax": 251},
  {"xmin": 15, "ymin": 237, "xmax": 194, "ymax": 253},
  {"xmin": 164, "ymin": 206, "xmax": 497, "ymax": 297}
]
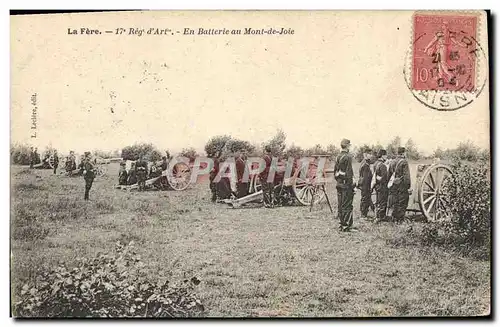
[
  {"xmin": 118, "ymin": 155, "xmax": 170, "ymax": 191},
  {"xmin": 334, "ymin": 139, "xmax": 411, "ymax": 232},
  {"xmin": 208, "ymin": 140, "xmax": 412, "ymax": 232},
  {"xmin": 29, "ymin": 147, "xmax": 59, "ymax": 174}
]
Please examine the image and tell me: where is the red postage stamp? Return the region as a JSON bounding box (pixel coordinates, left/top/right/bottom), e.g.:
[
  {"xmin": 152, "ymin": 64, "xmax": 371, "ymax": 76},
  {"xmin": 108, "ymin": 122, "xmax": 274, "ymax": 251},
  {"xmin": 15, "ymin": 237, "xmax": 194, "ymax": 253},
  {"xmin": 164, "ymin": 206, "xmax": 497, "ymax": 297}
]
[{"xmin": 412, "ymin": 13, "xmax": 478, "ymax": 92}]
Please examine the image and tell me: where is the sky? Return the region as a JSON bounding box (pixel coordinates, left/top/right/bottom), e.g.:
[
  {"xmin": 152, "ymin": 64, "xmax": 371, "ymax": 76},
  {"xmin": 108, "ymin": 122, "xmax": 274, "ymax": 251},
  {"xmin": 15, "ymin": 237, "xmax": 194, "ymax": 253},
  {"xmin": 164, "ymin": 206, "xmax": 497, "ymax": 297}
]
[{"xmin": 11, "ymin": 11, "xmax": 490, "ymax": 156}]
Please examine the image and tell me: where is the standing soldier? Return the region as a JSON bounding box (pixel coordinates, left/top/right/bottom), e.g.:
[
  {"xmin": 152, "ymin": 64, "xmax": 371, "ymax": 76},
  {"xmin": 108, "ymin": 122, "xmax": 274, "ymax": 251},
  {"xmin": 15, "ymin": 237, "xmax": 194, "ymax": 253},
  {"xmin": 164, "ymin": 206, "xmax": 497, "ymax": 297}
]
[
  {"xmin": 53, "ymin": 150, "xmax": 59, "ymax": 174},
  {"xmin": 135, "ymin": 155, "xmax": 148, "ymax": 191},
  {"xmin": 334, "ymin": 139, "xmax": 355, "ymax": 232},
  {"xmin": 29, "ymin": 147, "xmax": 35, "ymax": 168},
  {"xmin": 357, "ymin": 148, "xmax": 374, "ymax": 218},
  {"xmin": 82, "ymin": 152, "xmax": 95, "ymax": 201},
  {"xmin": 388, "ymin": 147, "xmax": 411, "ymax": 222},
  {"xmin": 260, "ymin": 145, "xmax": 274, "ymax": 208},
  {"xmin": 34, "ymin": 148, "xmax": 40, "ymax": 165},
  {"xmin": 372, "ymin": 149, "xmax": 389, "ymax": 222},
  {"xmin": 209, "ymin": 151, "xmax": 221, "ymax": 202},
  {"xmin": 236, "ymin": 151, "xmax": 248, "ymax": 198}
]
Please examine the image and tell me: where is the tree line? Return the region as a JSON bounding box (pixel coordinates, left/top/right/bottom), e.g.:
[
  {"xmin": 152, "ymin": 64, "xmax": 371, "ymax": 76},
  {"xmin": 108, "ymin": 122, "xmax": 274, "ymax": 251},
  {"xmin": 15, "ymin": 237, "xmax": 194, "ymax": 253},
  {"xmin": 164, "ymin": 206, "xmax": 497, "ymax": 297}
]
[{"xmin": 10, "ymin": 131, "xmax": 490, "ymax": 165}]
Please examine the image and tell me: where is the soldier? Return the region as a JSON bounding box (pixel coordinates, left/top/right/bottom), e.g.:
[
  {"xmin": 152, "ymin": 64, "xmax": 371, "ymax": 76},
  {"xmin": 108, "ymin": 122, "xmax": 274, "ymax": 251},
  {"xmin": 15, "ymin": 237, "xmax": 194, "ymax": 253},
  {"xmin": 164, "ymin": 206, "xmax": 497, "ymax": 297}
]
[
  {"xmin": 53, "ymin": 150, "xmax": 59, "ymax": 174},
  {"xmin": 357, "ymin": 148, "xmax": 374, "ymax": 218},
  {"xmin": 372, "ymin": 149, "xmax": 389, "ymax": 222},
  {"xmin": 135, "ymin": 155, "xmax": 148, "ymax": 191},
  {"xmin": 34, "ymin": 148, "xmax": 40, "ymax": 165},
  {"xmin": 209, "ymin": 151, "xmax": 221, "ymax": 202},
  {"xmin": 236, "ymin": 151, "xmax": 248, "ymax": 198},
  {"xmin": 388, "ymin": 147, "xmax": 411, "ymax": 222},
  {"xmin": 152, "ymin": 156, "xmax": 169, "ymax": 190},
  {"xmin": 260, "ymin": 145, "xmax": 274, "ymax": 208},
  {"xmin": 128, "ymin": 162, "xmax": 137, "ymax": 185},
  {"xmin": 82, "ymin": 152, "xmax": 95, "ymax": 200},
  {"xmin": 29, "ymin": 147, "xmax": 35, "ymax": 168},
  {"xmin": 334, "ymin": 139, "xmax": 355, "ymax": 232},
  {"xmin": 118, "ymin": 161, "xmax": 128, "ymax": 185}
]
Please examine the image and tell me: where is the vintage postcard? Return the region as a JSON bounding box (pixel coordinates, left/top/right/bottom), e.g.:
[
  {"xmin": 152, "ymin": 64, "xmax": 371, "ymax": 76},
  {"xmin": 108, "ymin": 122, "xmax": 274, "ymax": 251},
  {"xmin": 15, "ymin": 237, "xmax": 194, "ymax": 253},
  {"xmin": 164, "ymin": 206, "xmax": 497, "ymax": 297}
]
[{"xmin": 10, "ymin": 10, "xmax": 491, "ymax": 318}]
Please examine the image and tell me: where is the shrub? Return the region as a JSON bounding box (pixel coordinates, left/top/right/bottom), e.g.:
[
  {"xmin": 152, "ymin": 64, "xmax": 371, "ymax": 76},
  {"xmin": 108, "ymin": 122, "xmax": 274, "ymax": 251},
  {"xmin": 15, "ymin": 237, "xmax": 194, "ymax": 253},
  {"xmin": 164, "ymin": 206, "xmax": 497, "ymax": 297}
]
[
  {"xmin": 121, "ymin": 143, "xmax": 163, "ymax": 161},
  {"xmin": 442, "ymin": 160, "xmax": 491, "ymax": 247},
  {"xmin": 11, "ymin": 143, "xmax": 34, "ymax": 165},
  {"xmin": 179, "ymin": 147, "xmax": 198, "ymax": 162},
  {"xmin": 13, "ymin": 241, "xmax": 205, "ymax": 317}
]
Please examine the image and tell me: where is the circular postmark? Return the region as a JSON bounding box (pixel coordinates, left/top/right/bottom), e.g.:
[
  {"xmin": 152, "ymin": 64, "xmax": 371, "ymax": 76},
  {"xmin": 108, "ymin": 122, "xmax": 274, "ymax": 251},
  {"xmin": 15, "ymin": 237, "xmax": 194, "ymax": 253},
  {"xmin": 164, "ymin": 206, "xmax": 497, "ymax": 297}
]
[{"xmin": 403, "ymin": 15, "xmax": 488, "ymax": 111}]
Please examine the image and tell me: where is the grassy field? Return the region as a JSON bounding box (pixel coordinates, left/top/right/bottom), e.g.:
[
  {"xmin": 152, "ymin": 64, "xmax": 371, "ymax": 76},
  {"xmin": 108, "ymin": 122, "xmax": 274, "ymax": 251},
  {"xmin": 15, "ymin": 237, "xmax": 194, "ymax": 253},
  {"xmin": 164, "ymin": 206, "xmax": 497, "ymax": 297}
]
[{"xmin": 10, "ymin": 162, "xmax": 490, "ymax": 317}]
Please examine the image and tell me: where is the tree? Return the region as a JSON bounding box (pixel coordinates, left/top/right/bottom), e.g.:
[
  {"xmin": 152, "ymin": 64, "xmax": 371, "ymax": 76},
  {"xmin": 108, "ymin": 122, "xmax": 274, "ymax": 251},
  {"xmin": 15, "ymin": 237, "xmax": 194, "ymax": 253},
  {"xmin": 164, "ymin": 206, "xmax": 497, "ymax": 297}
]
[
  {"xmin": 326, "ymin": 144, "xmax": 341, "ymax": 159},
  {"xmin": 204, "ymin": 135, "xmax": 231, "ymax": 157},
  {"xmin": 304, "ymin": 144, "xmax": 328, "ymax": 156},
  {"xmin": 387, "ymin": 136, "xmax": 402, "ymax": 158},
  {"xmin": 263, "ymin": 129, "xmax": 286, "ymax": 157},
  {"xmin": 285, "ymin": 144, "xmax": 304, "ymax": 158},
  {"xmin": 226, "ymin": 138, "xmax": 255, "ymax": 155},
  {"xmin": 405, "ymin": 138, "xmax": 421, "ymax": 160},
  {"xmin": 179, "ymin": 147, "xmax": 198, "ymax": 162},
  {"xmin": 454, "ymin": 141, "xmax": 480, "ymax": 161},
  {"xmin": 10, "ymin": 143, "xmax": 32, "ymax": 165},
  {"xmin": 433, "ymin": 147, "xmax": 445, "ymax": 159},
  {"xmin": 121, "ymin": 143, "xmax": 163, "ymax": 161},
  {"xmin": 355, "ymin": 144, "xmax": 372, "ymax": 162}
]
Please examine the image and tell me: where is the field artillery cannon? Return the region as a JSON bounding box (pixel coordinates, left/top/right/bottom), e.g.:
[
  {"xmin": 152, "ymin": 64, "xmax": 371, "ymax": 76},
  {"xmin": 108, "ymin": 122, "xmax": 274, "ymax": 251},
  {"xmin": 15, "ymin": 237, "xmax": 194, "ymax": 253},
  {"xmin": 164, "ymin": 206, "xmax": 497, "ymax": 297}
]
[
  {"xmin": 115, "ymin": 160, "xmax": 192, "ymax": 192},
  {"xmin": 406, "ymin": 162, "xmax": 453, "ymax": 222},
  {"xmin": 225, "ymin": 155, "xmax": 330, "ymax": 208}
]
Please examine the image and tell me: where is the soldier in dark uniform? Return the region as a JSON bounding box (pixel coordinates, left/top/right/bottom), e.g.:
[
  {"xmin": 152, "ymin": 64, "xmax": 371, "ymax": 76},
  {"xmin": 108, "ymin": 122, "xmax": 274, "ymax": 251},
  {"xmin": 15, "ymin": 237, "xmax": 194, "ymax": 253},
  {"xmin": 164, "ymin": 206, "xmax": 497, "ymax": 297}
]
[
  {"xmin": 388, "ymin": 147, "xmax": 411, "ymax": 222},
  {"xmin": 53, "ymin": 150, "xmax": 59, "ymax": 174},
  {"xmin": 34, "ymin": 148, "xmax": 40, "ymax": 165},
  {"xmin": 236, "ymin": 152, "xmax": 248, "ymax": 198},
  {"xmin": 209, "ymin": 151, "xmax": 221, "ymax": 202},
  {"xmin": 357, "ymin": 148, "xmax": 374, "ymax": 218},
  {"xmin": 260, "ymin": 145, "xmax": 274, "ymax": 208},
  {"xmin": 373, "ymin": 149, "xmax": 389, "ymax": 222},
  {"xmin": 118, "ymin": 161, "xmax": 128, "ymax": 185},
  {"xmin": 82, "ymin": 152, "xmax": 95, "ymax": 200},
  {"xmin": 29, "ymin": 147, "xmax": 35, "ymax": 168},
  {"xmin": 135, "ymin": 155, "xmax": 148, "ymax": 191},
  {"xmin": 128, "ymin": 162, "xmax": 137, "ymax": 185},
  {"xmin": 334, "ymin": 139, "xmax": 355, "ymax": 232}
]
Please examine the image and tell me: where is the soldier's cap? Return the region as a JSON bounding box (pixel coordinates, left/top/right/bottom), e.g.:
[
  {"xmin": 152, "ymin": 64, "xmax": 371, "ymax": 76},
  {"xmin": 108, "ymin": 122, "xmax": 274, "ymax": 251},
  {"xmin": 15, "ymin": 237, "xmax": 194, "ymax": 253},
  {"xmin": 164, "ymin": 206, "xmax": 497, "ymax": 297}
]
[
  {"xmin": 397, "ymin": 147, "xmax": 406, "ymax": 154},
  {"xmin": 84, "ymin": 151, "xmax": 91, "ymax": 156},
  {"xmin": 120, "ymin": 161, "xmax": 126, "ymax": 166},
  {"xmin": 377, "ymin": 149, "xmax": 387, "ymax": 157},
  {"xmin": 340, "ymin": 139, "xmax": 351, "ymax": 148},
  {"xmin": 363, "ymin": 147, "xmax": 372, "ymax": 153}
]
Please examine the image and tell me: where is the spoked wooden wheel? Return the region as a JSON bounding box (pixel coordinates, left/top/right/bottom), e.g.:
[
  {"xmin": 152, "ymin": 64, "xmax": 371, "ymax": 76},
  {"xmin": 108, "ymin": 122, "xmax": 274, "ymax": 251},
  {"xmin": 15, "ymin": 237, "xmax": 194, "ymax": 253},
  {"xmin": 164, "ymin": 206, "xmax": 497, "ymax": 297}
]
[
  {"xmin": 249, "ymin": 174, "xmax": 262, "ymax": 194},
  {"xmin": 47, "ymin": 154, "xmax": 55, "ymax": 169},
  {"xmin": 167, "ymin": 162, "xmax": 192, "ymax": 191},
  {"xmin": 292, "ymin": 161, "xmax": 326, "ymax": 206},
  {"xmin": 95, "ymin": 166, "xmax": 107, "ymax": 177},
  {"xmin": 418, "ymin": 164, "xmax": 453, "ymax": 221}
]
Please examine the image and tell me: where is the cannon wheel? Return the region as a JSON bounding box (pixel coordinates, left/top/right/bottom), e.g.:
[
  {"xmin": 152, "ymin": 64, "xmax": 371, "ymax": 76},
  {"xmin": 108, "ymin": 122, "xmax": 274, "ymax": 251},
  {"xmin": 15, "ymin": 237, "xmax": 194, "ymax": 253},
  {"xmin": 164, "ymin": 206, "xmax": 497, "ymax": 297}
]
[
  {"xmin": 95, "ymin": 165, "xmax": 107, "ymax": 177},
  {"xmin": 418, "ymin": 164, "xmax": 453, "ymax": 222},
  {"xmin": 249, "ymin": 174, "xmax": 262, "ymax": 194},
  {"xmin": 47, "ymin": 154, "xmax": 55, "ymax": 169},
  {"xmin": 167, "ymin": 162, "xmax": 192, "ymax": 191},
  {"xmin": 292, "ymin": 161, "xmax": 326, "ymax": 206}
]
